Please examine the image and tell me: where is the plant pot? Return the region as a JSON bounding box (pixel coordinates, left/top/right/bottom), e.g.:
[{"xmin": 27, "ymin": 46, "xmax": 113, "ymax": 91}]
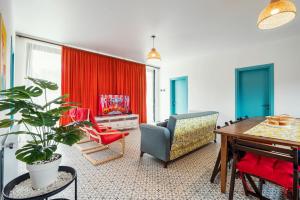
[{"xmin": 26, "ymin": 154, "xmax": 62, "ymax": 189}]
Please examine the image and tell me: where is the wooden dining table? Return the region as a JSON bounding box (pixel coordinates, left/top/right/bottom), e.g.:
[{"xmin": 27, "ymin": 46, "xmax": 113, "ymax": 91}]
[{"xmin": 215, "ymin": 117, "xmax": 300, "ymax": 193}]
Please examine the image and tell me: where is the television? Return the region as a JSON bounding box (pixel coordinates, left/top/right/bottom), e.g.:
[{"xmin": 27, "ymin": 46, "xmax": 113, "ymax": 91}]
[{"xmin": 98, "ymin": 95, "xmax": 130, "ymax": 116}]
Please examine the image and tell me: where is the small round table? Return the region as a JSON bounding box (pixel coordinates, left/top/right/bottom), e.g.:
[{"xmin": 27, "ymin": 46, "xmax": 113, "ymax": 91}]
[{"xmin": 2, "ymin": 166, "xmax": 77, "ymax": 200}]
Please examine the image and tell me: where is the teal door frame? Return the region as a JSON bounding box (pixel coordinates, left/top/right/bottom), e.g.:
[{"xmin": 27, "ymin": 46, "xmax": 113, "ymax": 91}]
[
  {"xmin": 235, "ymin": 63, "xmax": 274, "ymax": 119},
  {"xmin": 170, "ymin": 76, "xmax": 188, "ymax": 115}
]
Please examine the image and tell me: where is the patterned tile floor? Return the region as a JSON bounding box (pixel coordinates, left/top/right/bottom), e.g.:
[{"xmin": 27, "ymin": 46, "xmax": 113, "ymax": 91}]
[{"xmin": 18, "ymin": 129, "xmax": 284, "ymax": 199}]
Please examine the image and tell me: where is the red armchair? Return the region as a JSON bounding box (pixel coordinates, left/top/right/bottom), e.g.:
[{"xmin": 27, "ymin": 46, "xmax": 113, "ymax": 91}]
[
  {"xmin": 69, "ymin": 107, "xmax": 110, "ymax": 151},
  {"xmin": 69, "ymin": 108, "xmax": 129, "ymax": 165}
]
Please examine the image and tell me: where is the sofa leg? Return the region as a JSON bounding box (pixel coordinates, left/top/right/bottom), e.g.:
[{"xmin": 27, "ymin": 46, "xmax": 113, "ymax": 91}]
[
  {"xmin": 140, "ymin": 151, "xmax": 144, "ymax": 157},
  {"xmin": 164, "ymin": 161, "xmax": 168, "ymax": 168}
]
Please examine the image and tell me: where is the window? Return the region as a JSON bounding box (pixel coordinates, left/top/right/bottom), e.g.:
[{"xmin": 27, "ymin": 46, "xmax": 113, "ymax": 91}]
[
  {"xmin": 25, "ymin": 42, "xmax": 62, "ymax": 106},
  {"xmin": 15, "ymin": 38, "xmax": 62, "ymax": 145}
]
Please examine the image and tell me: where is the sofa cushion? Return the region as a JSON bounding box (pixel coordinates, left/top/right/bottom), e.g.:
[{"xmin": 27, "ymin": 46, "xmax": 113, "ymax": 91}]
[
  {"xmin": 168, "ymin": 111, "xmax": 219, "ymax": 160},
  {"xmin": 167, "ymin": 111, "xmax": 219, "ymax": 144},
  {"xmin": 237, "ymin": 152, "xmax": 300, "ymax": 191}
]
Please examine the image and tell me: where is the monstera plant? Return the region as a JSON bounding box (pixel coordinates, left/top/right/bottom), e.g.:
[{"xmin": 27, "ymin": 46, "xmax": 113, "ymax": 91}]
[{"xmin": 0, "ymin": 77, "xmax": 89, "ymax": 189}]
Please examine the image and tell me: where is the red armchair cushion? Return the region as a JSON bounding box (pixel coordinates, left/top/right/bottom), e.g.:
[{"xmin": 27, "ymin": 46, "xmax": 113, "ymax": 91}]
[
  {"xmin": 70, "ymin": 107, "xmax": 90, "ymax": 122},
  {"xmin": 70, "ymin": 107, "xmax": 111, "ymax": 132},
  {"xmin": 86, "ymin": 129, "xmax": 100, "ymax": 143},
  {"xmin": 87, "ymin": 129, "xmax": 129, "ymax": 145},
  {"xmin": 100, "ymin": 132, "xmax": 129, "ymax": 145}
]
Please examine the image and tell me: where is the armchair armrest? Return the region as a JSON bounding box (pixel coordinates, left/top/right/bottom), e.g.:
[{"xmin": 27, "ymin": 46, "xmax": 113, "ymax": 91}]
[
  {"xmin": 97, "ymin": 131, "xmax": 127, "ymax": 136},
  {"xmin": 140, "ymin": 124, "xmax": 171, "ymax": 162},
  {"xmin": 81, "ymin": 127, "xmax": 127, "ymax": 136}
]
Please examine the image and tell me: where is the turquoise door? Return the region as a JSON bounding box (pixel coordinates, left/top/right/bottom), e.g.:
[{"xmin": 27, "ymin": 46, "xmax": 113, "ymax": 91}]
[
  {"xmin": 236, "ymin": 64, "xmax": 274, "ymax": 118},
  {"xmin": 170, "ymin": 76, "xmax": 188, "ymax": 115}
]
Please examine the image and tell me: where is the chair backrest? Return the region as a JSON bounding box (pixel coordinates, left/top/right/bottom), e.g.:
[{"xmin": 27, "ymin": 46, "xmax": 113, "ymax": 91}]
[
  {"xmin": 69, "ymin": 107, "xmax": 90, "ymax": 122},
  {"xmin": 230, "ymin": 116, "xmax": 248, "ymax": 124},
  {"xmin": 69, "ymin": 107, "xmax": 104, "ymax": 138},
  {"xmin": 232, "ymin": 139, "xmax": 297, "ymax": 163}
]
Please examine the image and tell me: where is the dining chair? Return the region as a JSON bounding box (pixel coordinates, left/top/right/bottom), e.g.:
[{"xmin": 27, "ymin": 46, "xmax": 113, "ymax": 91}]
[
  {"xmin": 69, "ymin": 107, "xmax": 129, "ymax": 165},
  {"xmin": 229, "ymin": 139, "xmax": 299, "ymax": 200},
  {"xmin": 210, "ymin": 122, "xmax": 232, "ymax": 183},
  {"xmin": 210, "ymin": 117, "xmax": 249, "ymax": 183},
  {"xmin": 230, "ymin": 116, "xmax": 248, "ymax": 125}
]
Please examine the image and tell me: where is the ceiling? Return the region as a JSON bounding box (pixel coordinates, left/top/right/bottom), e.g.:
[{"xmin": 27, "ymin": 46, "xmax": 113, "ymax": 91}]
[{"xmin": 13, "ymin": 0, "xmax": 300, "ymax": 65}]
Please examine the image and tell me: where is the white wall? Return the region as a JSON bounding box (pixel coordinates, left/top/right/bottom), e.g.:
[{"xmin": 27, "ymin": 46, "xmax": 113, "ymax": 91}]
[
  {"xmin": 159, "ymin": 36, "xmax": 300, "ymax": 126},
  {"xmin": 0, "ymin": 0, "xmax": 14, "ymax": 89},
  {"xmin": 0, "ymin": 0, "xmax": 14, "ymax": 129},
  {"xmin": 0, "ymin": 0, "xmax": 17, "ymax": 185},
  {"xmin": 0, "ymin": 0, "xmax": 14, "ymax": 121}
]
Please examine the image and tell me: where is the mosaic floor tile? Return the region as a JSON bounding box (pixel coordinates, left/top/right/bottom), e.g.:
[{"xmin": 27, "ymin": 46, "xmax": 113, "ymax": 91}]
[{"xmin": 17, "ymin": 129, "xmax": 284, "ymax": 199}]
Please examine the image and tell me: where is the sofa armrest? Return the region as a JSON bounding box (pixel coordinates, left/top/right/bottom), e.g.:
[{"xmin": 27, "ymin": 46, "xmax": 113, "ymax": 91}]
[{"xmin": 140, "ymin": 124, "xmax": 171, "ymax": 162}]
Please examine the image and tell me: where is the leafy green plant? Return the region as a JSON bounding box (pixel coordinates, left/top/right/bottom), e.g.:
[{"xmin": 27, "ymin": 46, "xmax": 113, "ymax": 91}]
[{"xmin": 0, "ymin": 77, "xmax": 89, "ymax": 164}]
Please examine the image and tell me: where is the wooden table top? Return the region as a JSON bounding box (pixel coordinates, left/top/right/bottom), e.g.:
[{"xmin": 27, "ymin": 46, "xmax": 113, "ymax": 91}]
[{"xmin": 215, "ymin": 117, "xmax": 300, "ymax": 147}]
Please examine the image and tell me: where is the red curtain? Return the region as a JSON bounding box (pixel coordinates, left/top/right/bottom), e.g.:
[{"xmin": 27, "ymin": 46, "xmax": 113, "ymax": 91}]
[{"xmin": 61, "ymin": 46, "xmax": 147, "ymax": 124}]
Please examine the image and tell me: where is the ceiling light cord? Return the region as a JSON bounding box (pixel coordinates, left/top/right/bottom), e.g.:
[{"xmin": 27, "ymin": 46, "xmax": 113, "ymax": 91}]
[{"xmin": 152, "ymin": 35, "xmax": 155, "ymax": 49}]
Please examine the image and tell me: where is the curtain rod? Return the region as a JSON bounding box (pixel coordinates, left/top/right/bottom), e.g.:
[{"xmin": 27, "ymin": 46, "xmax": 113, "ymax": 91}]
[{"xmin": 16, "ymin": 33, "xmax": 160, "ymax": 69}]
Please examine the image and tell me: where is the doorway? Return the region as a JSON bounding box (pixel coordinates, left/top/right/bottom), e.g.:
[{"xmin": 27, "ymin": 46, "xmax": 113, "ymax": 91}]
[
  {"xmin": 170, "ymin": 76, "xmax": 188, "ymax": 115},
  {"xmin": 235, "ymin": 64, "xmax": 274, "ymax": 118},
  {"xmin": 146, "ymin": 67, "xmax": 156, "ymax": 123}
]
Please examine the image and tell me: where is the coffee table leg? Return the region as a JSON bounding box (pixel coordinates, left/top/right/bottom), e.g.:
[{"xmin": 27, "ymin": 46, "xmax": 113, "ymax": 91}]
[{"xmin": 75, "ymin": 176, "xmax": 77, "ymax": 200}]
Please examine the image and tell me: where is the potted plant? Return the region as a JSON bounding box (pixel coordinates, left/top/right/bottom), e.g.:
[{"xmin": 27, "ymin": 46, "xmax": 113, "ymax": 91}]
[{"xmin": 0, "ymin": 77, "xmax": 88, "ymax": 189}]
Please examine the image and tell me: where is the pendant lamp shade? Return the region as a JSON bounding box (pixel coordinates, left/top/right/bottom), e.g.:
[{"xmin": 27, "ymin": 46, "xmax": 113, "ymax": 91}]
[
  {"xmin": 147, "ymin": 35, "xmax": 161, "ymax": 60},
  {"xmin": 257, "ymin": 0, "xmax": 296, "ymax": 30},
  {"xmin": 147, "ymin": 48, "xmax": 161, "ymax": 60}
]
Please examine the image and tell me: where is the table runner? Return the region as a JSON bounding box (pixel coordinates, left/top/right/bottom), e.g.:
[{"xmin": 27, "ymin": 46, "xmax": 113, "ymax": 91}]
[{"xmin": 245, "ymin": 119, "xmax": 300, "ymax": 143}]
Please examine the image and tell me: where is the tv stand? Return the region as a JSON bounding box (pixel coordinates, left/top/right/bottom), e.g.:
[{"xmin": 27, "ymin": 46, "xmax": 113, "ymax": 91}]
[{"xmin": 95, "ymin": 114, "xmax": 139, "ymax": 130}]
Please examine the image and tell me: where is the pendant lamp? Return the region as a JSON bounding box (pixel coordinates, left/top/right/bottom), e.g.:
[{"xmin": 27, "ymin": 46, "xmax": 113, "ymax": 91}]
[
  {"xmin": 258, "ymin": 0, "xmax": 297, "ymax": 30},
  {"xmin": 147, "ymin": 35, "xmax": 161, "ymax": 60}
]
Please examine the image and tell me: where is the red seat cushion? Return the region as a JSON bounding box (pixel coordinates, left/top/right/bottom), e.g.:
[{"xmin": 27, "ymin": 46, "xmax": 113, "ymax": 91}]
[
  {"xmin": 89, "ymin": 110, "xmax": 112, "ymax": 132},
  {"xmin": 100, "ymin": 132, "xmax": 129, "ymax": 145},
  {"xmin": 257, "ymin": 157, "xmax": 277, "ymax": 181},
  {"xmin": 273, "ymin": 160, "xmax": 294, "ymax": 190},
  {"xmin": 236, "ymin": 153, "xmax": 261, "ymax": 175},
  {"xmin": 88, "ymin": 129, "xmax": 100, "ymax": 143},
  {"xmin": 237, "ymin": 152, "xmax": 299, "ymax": 191}
]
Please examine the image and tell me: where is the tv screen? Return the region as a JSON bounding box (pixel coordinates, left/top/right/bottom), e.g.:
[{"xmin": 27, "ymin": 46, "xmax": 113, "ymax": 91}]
[{"xmin": 98, "ymin": 95, "xmax": 130, "ymax": 116}]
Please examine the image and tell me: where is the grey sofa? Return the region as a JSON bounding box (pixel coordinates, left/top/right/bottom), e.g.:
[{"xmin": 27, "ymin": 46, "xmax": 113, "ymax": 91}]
[{"xmin": 140, "ymin": 111, "xmax": 219, "ymax": 167}]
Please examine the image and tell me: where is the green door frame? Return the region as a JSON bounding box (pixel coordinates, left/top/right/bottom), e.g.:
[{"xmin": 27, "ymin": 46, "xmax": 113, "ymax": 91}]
[
  {"xmin": 170, "ymin": 76, "xmax": 188, "ymax": 115},
  {"xmin": 235, "ymin": 63, "xmax": 274, "ymax": 119}
]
